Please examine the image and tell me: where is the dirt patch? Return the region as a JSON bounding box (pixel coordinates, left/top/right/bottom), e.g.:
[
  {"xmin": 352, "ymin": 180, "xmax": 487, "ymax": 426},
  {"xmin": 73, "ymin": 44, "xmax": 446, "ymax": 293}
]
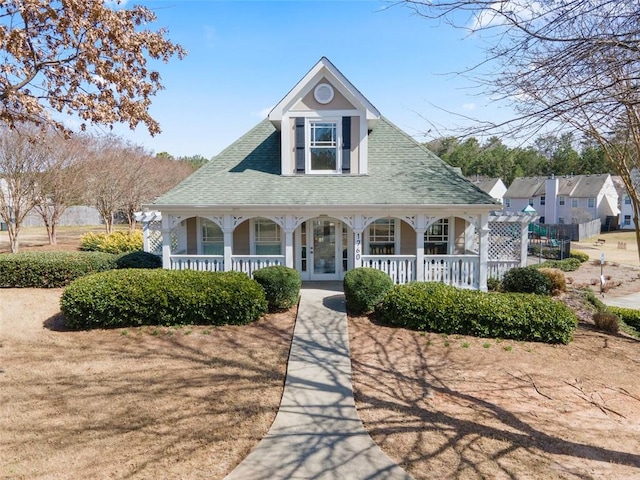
[
  {"xmin": 0, "ymin": 288, "xmax": 295, "ymax": 480},
  {"xmin": 349, "ymin": 298, "xmax": 640, "ymax": 479}
]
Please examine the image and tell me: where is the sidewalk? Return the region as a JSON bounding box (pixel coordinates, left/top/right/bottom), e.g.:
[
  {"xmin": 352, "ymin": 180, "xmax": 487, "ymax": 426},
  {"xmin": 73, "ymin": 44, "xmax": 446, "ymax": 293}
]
[
  {"xmin": 225, "ymin": 283, "xmax": 413, "ymax": 480},
  {"xmin": 601, "ymin": 292, "xmax": 640, "ymax": 309}
]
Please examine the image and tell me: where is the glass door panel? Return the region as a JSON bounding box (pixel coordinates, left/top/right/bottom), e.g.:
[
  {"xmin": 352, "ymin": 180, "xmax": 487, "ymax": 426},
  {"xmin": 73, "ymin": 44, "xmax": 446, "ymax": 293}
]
[{"xmin": 313, "ymin": 220, "xmax": 336, "ymax": 275}]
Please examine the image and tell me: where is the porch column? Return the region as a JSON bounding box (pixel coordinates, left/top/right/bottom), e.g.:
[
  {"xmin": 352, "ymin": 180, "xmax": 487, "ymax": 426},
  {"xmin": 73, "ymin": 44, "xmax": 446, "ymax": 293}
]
[
  {"xmin": 520, "ymin": 222, "xmax": 529, "ymax": 267},
  {"xmin": 415, "ymin": 228, "xmax": 426, "ymax": 282},
  {"xmin": 161, "ymin": 215, "xmax": 171, "ymax": 269},
  {"xmin": 353, "ymin": 214, "xmax": 366, "ymax": 268},
  {"xmin": 222, "ymin": 214, "xmax": 234, "ymax": 272},
  {"xmin": 478, "ymin": 212, "xmax": 490, "ymax": 291},
  {"xmin": 284, "ymin": 230, "xmax": 294, "ymax": 268}
]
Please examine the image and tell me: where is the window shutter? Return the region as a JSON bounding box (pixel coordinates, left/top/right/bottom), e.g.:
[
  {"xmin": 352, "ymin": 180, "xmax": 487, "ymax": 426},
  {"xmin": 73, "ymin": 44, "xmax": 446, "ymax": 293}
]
[
  {"xmin": 295, "ymin": 118, "xmax": 305, "ymax": 173},
  {"xmin": 342, "ymin": 116, "xmax": 351, "ymax": 173}
]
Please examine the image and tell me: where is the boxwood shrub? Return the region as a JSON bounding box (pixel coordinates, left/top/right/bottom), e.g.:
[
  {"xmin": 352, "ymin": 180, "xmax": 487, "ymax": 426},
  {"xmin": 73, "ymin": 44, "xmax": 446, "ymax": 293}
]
[
  {"xmin": 0, "ymin": 252, "xmax": 118, "ymax": 288},
  {"xmin": 343, "ymin": 267, "xmax": 394, "ymax": 314},
  {"xmin": 253, "ymin": 265, "xmax": 301, "ymax": 311},
  {"xmin": 502, "ymin": 266, "xmax": 552, "ymax": 295},
  {"xmin": 115, "ymin": 251, "xmax": 162, "ymax": 269},
  {"xmin": 569, "ymin": 250, "xmax": 590, "ymax": 263},
  {"xmin": 60, "ymin": 269, "xmax": 267, "ymax": 330},
  {"xmin": 376, "ymin": 282, "xmax": 577, "ymax": 344}
]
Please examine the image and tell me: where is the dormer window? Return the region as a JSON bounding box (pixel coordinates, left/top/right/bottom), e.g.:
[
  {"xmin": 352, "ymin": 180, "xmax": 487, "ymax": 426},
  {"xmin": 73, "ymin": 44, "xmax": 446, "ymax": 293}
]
[{"xmin": 309, "ymin": 119, "xmax": 340, "ymax": 172}]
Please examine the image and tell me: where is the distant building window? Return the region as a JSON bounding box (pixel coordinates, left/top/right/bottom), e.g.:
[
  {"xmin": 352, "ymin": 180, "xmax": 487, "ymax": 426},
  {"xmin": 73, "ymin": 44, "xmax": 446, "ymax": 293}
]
[
  {"xmin": 540, "ymin": 196, "xmax": 546, "ymax": 206},
  {"xmin": 625, "ymin": 195, "xmax": 632, "ymax": 205},
  {"xmin": 425, "ymin": 218, "xmax": 449, "ymax": 255},
  {"xmin": 504, "ymin": 198, "xmax": 510, "ymax": 208},
  {"xmin": 559, "ymin": 196, "xmax": 565, "ymax": 206},
  {"xmin": 539, "ymin": 216, "xmax": 545, "ymax": 224},
  {"xmin": 571, "ymin": 198, "xmax": 578, "ymax": 208},
  {"xmin": 624, "ymin": 215, "xmax": 631, "ymax": 226},
  {"xmin": 369, "ymin": 218, "xmax": 395, "ymax": 255},
  {"xmin": 558, "ymin": 217, "xmax": 565, "ymax": 224},
  {"xmin": 588, "ymin": 197, "xmax": 595, "ymax": 208},
  {"xmin": 528, "ymin": 198, "xmax": 534, "ymax": 206}
]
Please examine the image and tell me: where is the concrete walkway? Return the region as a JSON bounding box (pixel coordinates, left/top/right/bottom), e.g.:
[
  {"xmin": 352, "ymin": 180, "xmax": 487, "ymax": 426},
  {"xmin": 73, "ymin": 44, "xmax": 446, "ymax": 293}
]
[
  {"xmin": 602, "ymin": 292, "xmax": 640, "ymax": 309},
  {"xmin": 225, "ymin": 283, "xmax": 413, "ymax": 480}
]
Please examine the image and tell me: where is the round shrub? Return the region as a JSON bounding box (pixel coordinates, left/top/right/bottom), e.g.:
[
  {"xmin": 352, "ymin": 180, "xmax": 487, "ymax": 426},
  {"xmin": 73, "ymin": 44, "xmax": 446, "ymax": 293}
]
[
  {"xmin": 253, "ymin": 265, "xmax": 301, "ymax": 311},
  {"xmin": 115, "ymin": 251, "xmax": 162, "ymax": 269},
  {"xmin": 502, "ymin": 266, "xmax": 552, "ymax": 295},
  {"xmin": 60, "ymin": 269, "xmax": 267, "ymax": 330},
  {"xmin": 593, "ymin": 311, "xmax": 620, "ymax": 333},
  {"xmin": 343, "ymin": 267, "xmax": 394, "ymax": 314},
  {"xmin": 570, "ymin": 250, "xmax": 590, "ymax": 263},
  {"xmin": 0, "ymin": 251, "xmax": 117, "ymax": 288},
  {"xmin": 377, "ymin": 282, "xmax": 577, "ymax": 344},
  {"xmin": 487, "ymin": 277, "xmax": 501, "ymax": 292},
  {"xmin": 538, "ymin": 268, "xmax": 566, "ymax": 295}
]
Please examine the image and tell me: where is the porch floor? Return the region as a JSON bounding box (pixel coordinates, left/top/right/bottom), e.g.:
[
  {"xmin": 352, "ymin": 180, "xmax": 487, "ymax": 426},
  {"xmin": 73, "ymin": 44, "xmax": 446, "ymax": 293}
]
[{"xmin": 224, "ymin": 284, "xmax": 413, "ymax": 480}]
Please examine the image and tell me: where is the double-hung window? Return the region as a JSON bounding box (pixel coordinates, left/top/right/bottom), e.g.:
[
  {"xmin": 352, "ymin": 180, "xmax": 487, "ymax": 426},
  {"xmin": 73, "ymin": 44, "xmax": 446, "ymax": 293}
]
[
  {"xmin": 571, "ymin": 198, "xmax": 578, "ymax": 208},
  {"xmin": 308, "ymin": 119, "xmax": 340, "ymax": 173},
  {"xmin": 254, "ymin": 218, "xmax": 281, "ymax": 255},
  {"xmin": 587, "ymin": 197, "xmax": 595, "ymax": 208},
  {"xmin": 369, "ymin": 219, "xmax": 395, "ymax": 255},
  {"xmin": 425, "ymin": 218, "xmax": 449, "ymax": 255},
  {"xmin": 202, "ymin": 219, "xmax": 223, "ymax": 255},
  {"xmin": 559, "ymin": 196, "xmax": 565, "ymax": 206}
]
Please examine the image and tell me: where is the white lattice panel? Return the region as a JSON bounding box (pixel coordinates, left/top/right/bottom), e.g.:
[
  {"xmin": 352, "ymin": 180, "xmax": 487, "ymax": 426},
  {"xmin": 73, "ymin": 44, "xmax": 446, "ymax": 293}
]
[{"xmin": 475, "ymin": 221, "xmax": 522, "ymax": 261}]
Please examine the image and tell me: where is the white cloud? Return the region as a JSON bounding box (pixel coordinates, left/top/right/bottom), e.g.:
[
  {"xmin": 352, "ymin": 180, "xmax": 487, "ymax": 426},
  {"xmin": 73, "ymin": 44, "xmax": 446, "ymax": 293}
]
[
  {"xmin": 252, "ymin": 106, "xmax": 274, "ymax": 118},
  {"xmin": 470, "ymin": 1, "xmax": 542, "ymax": 31},
  {"xmin": 462, "ymin": 103, "xmax": 476, "ymax": 111}
]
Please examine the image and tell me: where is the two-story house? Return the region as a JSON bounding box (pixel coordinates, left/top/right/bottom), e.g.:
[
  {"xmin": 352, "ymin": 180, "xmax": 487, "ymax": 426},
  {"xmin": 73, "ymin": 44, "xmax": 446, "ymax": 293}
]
[
  {"xmin": 504, "ymin": 174, "xmax": 619, "ymax": 225},
  {"xmin": 468, "ymin": 177, "xmax": 507, "ymax": 204},
  {"xmin": 148, "ymin": 58, "xmax": 498, "ymax": 289}
]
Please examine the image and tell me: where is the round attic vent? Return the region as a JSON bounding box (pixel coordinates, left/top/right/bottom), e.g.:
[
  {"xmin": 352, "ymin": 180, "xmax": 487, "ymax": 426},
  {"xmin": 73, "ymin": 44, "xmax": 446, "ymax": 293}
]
[{"xmin": 314, "ymin": 83, "xmax": 334, "ymax": 104}]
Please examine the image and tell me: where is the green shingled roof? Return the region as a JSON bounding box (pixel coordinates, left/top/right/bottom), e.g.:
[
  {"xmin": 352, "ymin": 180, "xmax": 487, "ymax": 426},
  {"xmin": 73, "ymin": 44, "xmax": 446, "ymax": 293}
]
[{"xmin": 154, "ymin": 117, "xmax": 496, "ymax": 207}]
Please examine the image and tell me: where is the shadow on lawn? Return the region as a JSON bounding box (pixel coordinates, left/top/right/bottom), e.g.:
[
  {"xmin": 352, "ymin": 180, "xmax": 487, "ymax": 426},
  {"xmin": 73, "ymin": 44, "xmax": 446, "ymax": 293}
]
[
  {"xmin": 349, "ymin": 314, "xmax": 640, "ymax": 479},
  {"xmin": 3, "ymin": 309, "xmax": 296, "ymax": 479}
]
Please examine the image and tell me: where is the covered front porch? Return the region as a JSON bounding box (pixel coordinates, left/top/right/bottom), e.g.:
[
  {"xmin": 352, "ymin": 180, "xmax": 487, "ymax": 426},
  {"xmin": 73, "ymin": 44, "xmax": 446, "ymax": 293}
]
[{"xmin": 140, "ymin": 207, "xmax": 527, "ymax": 291}]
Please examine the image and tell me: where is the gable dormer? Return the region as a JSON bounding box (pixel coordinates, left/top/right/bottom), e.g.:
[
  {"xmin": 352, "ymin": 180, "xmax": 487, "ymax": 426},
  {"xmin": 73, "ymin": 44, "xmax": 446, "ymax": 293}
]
[{"xmin": 268, "ymin": 57, "xmax": 380, "ymax": 176}]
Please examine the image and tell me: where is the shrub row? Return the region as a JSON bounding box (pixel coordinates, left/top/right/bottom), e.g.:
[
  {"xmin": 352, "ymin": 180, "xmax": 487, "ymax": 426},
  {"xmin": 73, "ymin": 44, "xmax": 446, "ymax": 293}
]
[
  {"xmin": 61, "ymin": 270, "xmax": 267, "ymax": 330},
  {"xmin": 0, "ymin": 252, "xmax": 118, "ymax": 288},
  {"xmin": 532, "ymin": 257, "xmax": 582, "ymax": 272},
  {"xmin": 0, "ymin": 251, "xmax": 161, "ymax": 288},
  {"xmin": 80, "ymin": 231, "xmax": 143, "ymax": 254},
  {"xmin": 377, "ymin": 282, "xmax": 577, "ymax": 344},
  {"xmin": 343, "ymin": 268, "xmax": 394, "ymax": 314},
  {"xmin": 502, "ymin": 266, "xmax": 552, "ymax": 295},
  {"xmin": 569, "ymin": 250, "xmax": 590, "ymax": 263},
  {"xmin": 253, "ymin": 266, "xmax": 301, "ymax": 311},
  {"xmin": 607, "ymin": 306, "xmax": 640, "ymax": 330}
]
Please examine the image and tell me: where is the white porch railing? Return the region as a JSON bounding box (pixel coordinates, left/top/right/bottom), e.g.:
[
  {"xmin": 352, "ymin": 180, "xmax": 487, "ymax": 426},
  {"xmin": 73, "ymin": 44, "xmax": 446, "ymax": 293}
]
[
  {"xmin": 488, "ymin": 259, "xmax": 520, "ymax": 280},
  {"xmin": 170, "ymin": 255, "xmax": 224, "ymax": 272},
  {"xmin": 424, "ymin": 255, "xmax": 479, "ymax": 288},
  {"xmin": 231, "ymin": 255, "xmax": 285, "ymax": 277},
  {"xmin": 361, "ymin": 255, "xmax": 416, "ymax": 284}
]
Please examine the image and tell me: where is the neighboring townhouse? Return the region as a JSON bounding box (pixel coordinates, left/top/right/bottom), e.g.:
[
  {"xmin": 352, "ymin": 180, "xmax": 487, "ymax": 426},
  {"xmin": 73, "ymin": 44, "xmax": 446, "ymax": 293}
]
[
  {"xmin": 504, "ymin": 174, "xmax": 619, "ymax": 225},
  {"xmin": 612, "ymin": 174, "xmax": 639, "ymax": 230},
  {"xmin": 468, "ymin": 177, "xmax": 507, "ymax": 204},
  {"xmin": 147, "ymin": 57, "xmax": 503, "ymax": 290}
]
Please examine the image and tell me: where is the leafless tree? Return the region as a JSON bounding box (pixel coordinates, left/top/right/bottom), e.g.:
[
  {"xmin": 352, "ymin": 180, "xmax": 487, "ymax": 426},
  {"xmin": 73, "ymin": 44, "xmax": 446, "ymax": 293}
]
[
  {"xmin": 0, "ymin": 126, "xmax": 47, "ymax": 252},
  {"xmin": 32, "ymin": 132, "xmax": 89, "ymax": 245},
  {"xmin": 403, "ymin": 0, "xmax": 640, "ymax": 263},
  {"xmin": 0, "ymin": 0, "xmax": 185, "ymax": 135}
]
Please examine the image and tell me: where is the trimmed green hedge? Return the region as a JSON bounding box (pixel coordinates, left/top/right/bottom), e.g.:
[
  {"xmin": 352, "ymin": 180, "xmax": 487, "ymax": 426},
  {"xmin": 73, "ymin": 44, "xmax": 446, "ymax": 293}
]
[
  {"xmin": 376, "ymin": 282, "xmax": 577, "ymax": 344},
  {"xmin": 253, "ymin": 265, "xmax": 301, "ymax": 311},
  {"xmin": 531, "ymin": 258, "xmax": 582, "ymax": 272},
  {"xmin": 60, "ymin": 269, "xmax": 267, "ymax": 330},
  {"xmin": 115, "ymin": 251, "xmax": 162, "ymax": 269},
  {"xmin": 569, "ymin": 250, "xmax": 590, "ymax": 263},
  {"xmin": 343, "ymin": 267, "xmax": 394, "ymax": 314},
  {"xmin": 502, "ymin": 266, "xmax": 552, "ymax": 295},
  {"xmin": 0, "ymin": 252, "xmax": 118, "ymax": 288}
]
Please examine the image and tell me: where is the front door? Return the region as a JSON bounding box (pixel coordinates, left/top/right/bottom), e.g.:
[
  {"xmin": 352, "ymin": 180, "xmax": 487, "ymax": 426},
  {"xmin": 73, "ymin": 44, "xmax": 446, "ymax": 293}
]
[{"xmin": 310, "ymin": 218, "xmax": 340, "ymax": 280}]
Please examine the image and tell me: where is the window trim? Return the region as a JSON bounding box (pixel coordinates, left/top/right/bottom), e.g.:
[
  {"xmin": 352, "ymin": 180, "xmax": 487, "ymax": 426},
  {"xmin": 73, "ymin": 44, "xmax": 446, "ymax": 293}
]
[
  {"xmin": 424, "ymin": 218, "xmax": 450, "ymax": 255},
  {"xmin": 571, "ymin": 198, "xmax": 578, "ymax": 208},
  {"xmin": 624, "ymin": 215, "xmax": 632, "ymax": 225},
  {"xmin": 587, "ymin": 197, "xmax": 596, "ymax": 208},
  {"xmin": 305, "ymin": 117, "xmax": 342, "ymax": 174},
  {"xmin": 504, "ymin": 198, "xmax": 510, "ymax": 208},
  {"xmin": 540, "ymin": 195, "xmax": 546, "ymax": 206},
  {"xmin": 528, "ymin": 198, "xmax": 534, "ymax": 206},
  {"xmin": 559, "ymin": 196, "xmax": 565, "ymax": 206},
  {"xmin": 367, "ymin": 218, "xmax": 398, "ymax": 255}
]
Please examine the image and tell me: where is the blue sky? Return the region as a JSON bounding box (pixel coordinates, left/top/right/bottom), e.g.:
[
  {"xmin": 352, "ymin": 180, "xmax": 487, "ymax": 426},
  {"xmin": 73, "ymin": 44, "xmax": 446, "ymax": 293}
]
[{"xmin": 110, "ymin": 1, "xmax": 508, "ymax": 158}]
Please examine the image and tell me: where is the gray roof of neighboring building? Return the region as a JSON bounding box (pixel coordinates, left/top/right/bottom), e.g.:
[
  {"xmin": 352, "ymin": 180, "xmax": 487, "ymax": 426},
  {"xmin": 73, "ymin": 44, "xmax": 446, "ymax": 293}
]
[
  {"xmin": 154, "ymin": 117, "xmax": 496, "ymax": 207},
  {"xmin": 468, "ymin": 177, "xmax": 503, "ymax": 194},
  {"xmin": 505, "ymin": 174, "xmax": 611, "ymax": 199}
]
